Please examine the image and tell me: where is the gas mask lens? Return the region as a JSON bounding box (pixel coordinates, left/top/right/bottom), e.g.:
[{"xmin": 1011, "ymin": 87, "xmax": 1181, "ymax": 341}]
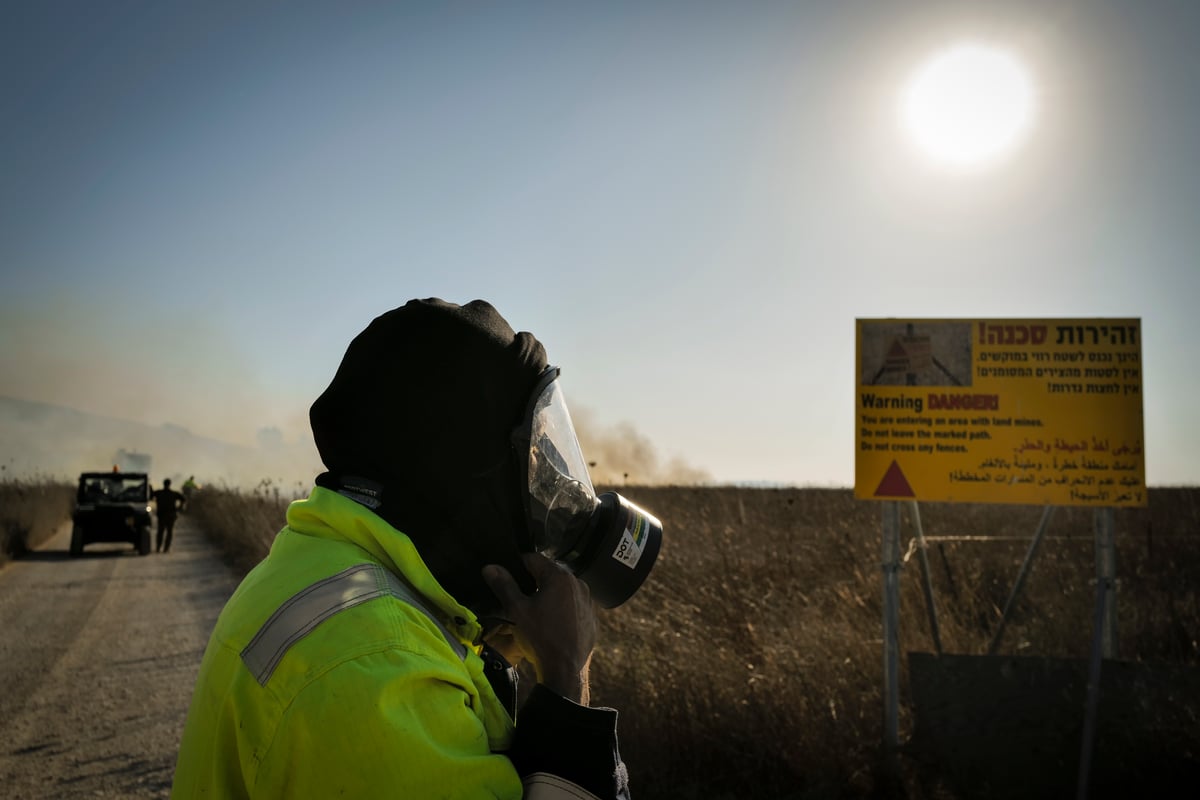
[
  {"xmin": 516, "ymin": 368, "xmax": 663, "ymax": 608},
  {"xmin": 527, "ymin": 378, "xmax": 598, "ymax": 559}
]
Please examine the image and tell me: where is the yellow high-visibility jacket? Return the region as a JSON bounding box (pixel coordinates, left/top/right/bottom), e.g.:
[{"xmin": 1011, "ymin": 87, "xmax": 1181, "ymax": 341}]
[{"xmin": 171, "ymin": 487, "xmax": 623, "ymax": 799}]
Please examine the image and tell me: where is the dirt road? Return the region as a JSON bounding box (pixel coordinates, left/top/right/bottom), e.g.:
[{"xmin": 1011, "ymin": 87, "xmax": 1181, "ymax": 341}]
[{"xmin": 0, "ymin": 517, "xmax": 238, "ymax": 798}]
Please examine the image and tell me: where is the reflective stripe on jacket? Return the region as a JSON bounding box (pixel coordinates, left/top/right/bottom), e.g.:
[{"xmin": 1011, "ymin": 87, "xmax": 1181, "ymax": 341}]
[{"xmin": 171, "ymin": 487, "xmax": 522, "ymax": 798}]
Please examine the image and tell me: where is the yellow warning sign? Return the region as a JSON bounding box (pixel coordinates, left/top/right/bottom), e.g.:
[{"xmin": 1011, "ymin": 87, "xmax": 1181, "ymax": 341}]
[{"xmin": 854, "ymin": 318, "xmax": 1146, "ymax": 507}]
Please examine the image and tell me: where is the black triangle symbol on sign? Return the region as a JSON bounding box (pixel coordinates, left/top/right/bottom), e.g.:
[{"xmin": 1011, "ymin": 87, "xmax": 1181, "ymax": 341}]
[{"xmin": 874, "ymin": 460, "xmax": 915, "ymax": 498}]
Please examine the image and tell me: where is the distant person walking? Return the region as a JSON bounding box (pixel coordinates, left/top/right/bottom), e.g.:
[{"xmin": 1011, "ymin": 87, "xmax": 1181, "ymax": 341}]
[
  {"xmin": 181, "ymin": 475, "xmax": 199, "ymax": 508},
  {"xmin": 151, "ymin": 478, "xmax": 186, "ymax": 553}
]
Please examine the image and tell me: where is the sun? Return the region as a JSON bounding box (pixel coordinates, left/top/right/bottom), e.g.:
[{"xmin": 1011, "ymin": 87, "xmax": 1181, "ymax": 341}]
[{"xmin": 900, "ymin": 42, "xmax": 1036, "ymax": 172}]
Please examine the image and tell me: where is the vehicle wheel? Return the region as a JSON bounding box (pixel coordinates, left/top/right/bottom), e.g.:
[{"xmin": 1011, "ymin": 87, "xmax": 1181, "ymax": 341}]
[
  {"xmin": 138, "ymin": 526, "xmax": 152, "ymax": 556},
  {"xmin": 70, "ymin": 525, "xmax": 84, "ymax": 557}
]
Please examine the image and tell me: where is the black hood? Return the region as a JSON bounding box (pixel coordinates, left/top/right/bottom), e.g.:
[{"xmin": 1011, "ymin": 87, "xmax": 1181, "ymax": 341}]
[{"xmin": 309, "ymin": 298, "xmax": 547, "ymax": 615}]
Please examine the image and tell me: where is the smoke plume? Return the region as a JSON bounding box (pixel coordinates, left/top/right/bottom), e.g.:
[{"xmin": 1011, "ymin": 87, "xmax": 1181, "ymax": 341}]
[{"xmin": 571, "ymin": 406, "xmax": 711, "ymax": 486}]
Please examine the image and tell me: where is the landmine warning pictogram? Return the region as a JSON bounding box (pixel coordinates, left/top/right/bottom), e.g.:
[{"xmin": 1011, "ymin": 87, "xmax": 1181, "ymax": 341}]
[
  {"xmin": 854, "ymin": 318, "xmax": 1146, "ymax": 507},
  {"xmin": 882, "ymin": 335, "xmax": 932, "ymax": 376}
]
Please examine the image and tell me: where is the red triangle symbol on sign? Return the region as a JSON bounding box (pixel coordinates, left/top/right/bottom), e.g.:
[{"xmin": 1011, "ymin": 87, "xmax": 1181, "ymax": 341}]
[
  {"xmin": 874, "ymin": 460, "xmax": 915, "ymax": 498},
  {"xmin": 886, "ymin": 338, "xmax": 907, "ymax": 359}
]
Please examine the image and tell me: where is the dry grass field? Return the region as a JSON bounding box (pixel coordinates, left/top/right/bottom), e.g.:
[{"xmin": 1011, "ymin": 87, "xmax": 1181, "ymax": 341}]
[
  {"xmin": 5, "ymin": 477, "xmax": 1197, "ymax": 797},
  {"xmin": 594, "ymin": 487, "xmax": 1199, "ymax": 798}
]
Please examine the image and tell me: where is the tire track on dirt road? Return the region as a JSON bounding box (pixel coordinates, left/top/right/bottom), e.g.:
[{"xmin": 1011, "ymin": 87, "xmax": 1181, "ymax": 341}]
[{"xmin": 0, "ymin": 516, "xmax": 239, "ymax": 798}]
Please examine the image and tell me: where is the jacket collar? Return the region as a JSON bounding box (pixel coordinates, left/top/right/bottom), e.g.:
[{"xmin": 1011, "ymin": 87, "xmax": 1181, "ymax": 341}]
[{"xmin": 285, "ymin": 487, "xmax": 483, "ymax": 646}]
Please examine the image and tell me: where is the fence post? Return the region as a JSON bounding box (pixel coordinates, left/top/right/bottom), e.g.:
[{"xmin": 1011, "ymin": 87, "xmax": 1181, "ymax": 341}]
[
  {"xmin": 881, "ymin": 501, "xmax": 902, "ymax": 755},
  {"xmin": 907, "ymin": 501, "xmax": 942, "ymax": 656},
  {"xmin": 988, "ymin": 505, "xmax": 1056, "ymax": 655}
]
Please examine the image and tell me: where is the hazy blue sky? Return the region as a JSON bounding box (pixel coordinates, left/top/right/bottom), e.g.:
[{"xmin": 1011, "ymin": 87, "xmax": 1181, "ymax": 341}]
[{"xmin": 2, "ymin": 0, "xmax": 1198, "ymax": 486}]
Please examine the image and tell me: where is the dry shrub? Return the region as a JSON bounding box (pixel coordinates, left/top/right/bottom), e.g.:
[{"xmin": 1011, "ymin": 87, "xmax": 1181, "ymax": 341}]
[
  {"xmin": 183, "ymin": 479, "xmax": 296, "ymax": 574},
  {"xmin": 0, "ymin": 475, "xmax": 74, "ymax": 565},
  {"xmin": 590, "ymin": 488, "xmax": 886, "ymax": 799}
]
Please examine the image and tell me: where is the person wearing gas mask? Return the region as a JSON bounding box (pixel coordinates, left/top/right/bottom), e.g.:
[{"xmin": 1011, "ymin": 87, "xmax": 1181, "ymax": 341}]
[{"xmin": 172, "ymin": 298, "xmax": 662, "ymax": 799}]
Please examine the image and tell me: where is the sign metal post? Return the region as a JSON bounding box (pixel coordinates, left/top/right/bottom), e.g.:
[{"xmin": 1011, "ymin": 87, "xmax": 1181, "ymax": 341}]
[{"xmin": 881, "ymin": 501, "xmax": 902, "ymax": 756}]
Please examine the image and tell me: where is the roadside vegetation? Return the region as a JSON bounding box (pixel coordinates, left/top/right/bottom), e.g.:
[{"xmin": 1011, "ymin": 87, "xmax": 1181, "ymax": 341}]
[
  {"xmin": 0, "ymin": 474, "xmax": 74, "ymax": 567},
  {"xmin": 7, "ymin": 476, "xmax": 1197, "ymax": 797},
  {"xmin": 182, "ymin": 478, "xmax": 308, "ymax": 574}
]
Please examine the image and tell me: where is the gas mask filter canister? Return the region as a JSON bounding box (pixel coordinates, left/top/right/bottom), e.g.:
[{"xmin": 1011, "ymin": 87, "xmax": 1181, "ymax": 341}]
[{"xmin": 513, "ymin": 367, "xmax": 663, "ymax": 608}]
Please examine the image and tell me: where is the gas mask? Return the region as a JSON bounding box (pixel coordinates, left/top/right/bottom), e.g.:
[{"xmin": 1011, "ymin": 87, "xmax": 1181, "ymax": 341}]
[{"xmin": 512, "ymin": 367, "xmax": 663, "ymax": 608}]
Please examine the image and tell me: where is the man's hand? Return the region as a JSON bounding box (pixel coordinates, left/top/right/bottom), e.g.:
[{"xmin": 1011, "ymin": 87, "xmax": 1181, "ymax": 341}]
[{"xmin": 482, "ymin": 554, "xmax": 597, "ymax": 705}]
